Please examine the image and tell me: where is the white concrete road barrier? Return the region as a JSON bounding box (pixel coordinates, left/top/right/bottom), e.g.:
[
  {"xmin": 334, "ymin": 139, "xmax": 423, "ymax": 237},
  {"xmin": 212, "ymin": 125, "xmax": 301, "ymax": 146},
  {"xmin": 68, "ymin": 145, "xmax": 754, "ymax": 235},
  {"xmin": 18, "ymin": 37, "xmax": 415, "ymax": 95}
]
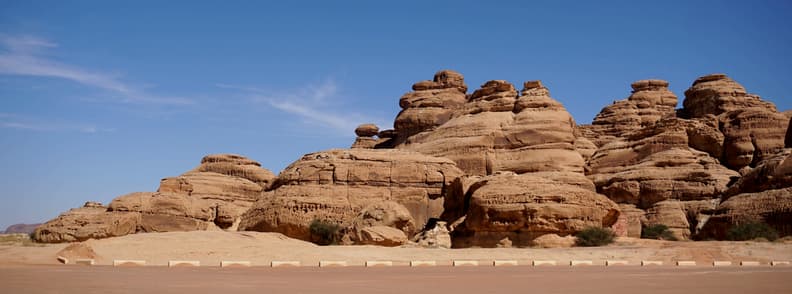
[
  {"xmin": 365, "ymin": 261, "xmax": 393, "ymax": 267},
  {"xmin": 739, "ymin": 261, "xmax": 760, "ymax": 266},
  {"xmin": 533, "ymin": 260, "xmax": 557, "ymax": 266},
  {"xmin": 220, "ymin": 261, "xmax": 252, "ymax": 267},
  {"xmin": 56, "ymin": 256, "xmax": 68, "ymax": 264},
  {"xmin": 410, "ymin": 260, "xmax": 436, "ymax": 267},
  {"xmin": 493, "ymin": 260, "xmax": 518, "ymax": 266},
  {"xmin": 771, "ymin": 261, "xmax": 790, "ymax": 266},
  {"xmin": 606, "ymin": 260, "xmax": 628, "ymax": 266},
  {"xmin": 319, "ymin": 261, "xmax": 348, "ymax": 267},
  {"xmin": 569, "ymin": 260, "xmax": 593, "ymax": 266},
  {"xmin": 712, "ymin": 261, "xmax": 732, "ymax": 267},
  {"xmin": 452, "ymin": 260, "xmax": 479, "ymax": 267},
  {"xmin": 74, "ymin": 259, "xmax": 95, "ymax": 266},
  {"xmin": 676, "ymin": 261, "xmax": 696, "ymax": 266},
  {"xmin": 168, "ymin": 260, "xmax": 200, "ymax": 267},
  {"xmin": 271, "ymin": 261, "xmax": 301, "ymax": 267},
  {"xmin": 641, "ymin": 260, "xmax": 663, "ymax": 266},
  {"xmin": 113, "ymin": 260, "xmax": 146, "ymax": 267}
]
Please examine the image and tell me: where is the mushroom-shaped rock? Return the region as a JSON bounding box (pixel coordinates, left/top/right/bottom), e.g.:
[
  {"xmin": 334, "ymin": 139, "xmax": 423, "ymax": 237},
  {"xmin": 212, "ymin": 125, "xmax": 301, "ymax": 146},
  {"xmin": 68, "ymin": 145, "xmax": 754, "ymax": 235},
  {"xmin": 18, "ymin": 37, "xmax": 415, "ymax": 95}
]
[{"xmin": 354, "ymin": 123, "xmax": 380, "ymax": 137}]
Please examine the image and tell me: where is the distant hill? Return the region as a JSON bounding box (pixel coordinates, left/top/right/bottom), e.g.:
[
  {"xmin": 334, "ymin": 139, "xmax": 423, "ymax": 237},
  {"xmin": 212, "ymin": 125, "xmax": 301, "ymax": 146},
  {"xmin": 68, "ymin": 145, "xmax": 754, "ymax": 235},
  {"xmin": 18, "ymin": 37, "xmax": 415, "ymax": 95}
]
[{"xmin": 3, "ymin": 223, "xmax": 41, "ymax": 234}]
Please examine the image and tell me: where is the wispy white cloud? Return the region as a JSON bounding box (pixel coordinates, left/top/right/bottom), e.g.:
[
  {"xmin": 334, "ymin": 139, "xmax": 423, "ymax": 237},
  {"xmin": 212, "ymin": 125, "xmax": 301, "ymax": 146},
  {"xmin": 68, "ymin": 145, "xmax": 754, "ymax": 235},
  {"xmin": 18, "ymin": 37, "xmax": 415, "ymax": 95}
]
[
  {"xmin": 0, "ymin": 112, "xmax": 112, "ymax": 133},
  {"xmin": 0, "ymin": 34, "xmax": 191, "ymax": 105},
  {"xmin": 219, "ymin": 80, "xmax": 389, "ymax": 136}
]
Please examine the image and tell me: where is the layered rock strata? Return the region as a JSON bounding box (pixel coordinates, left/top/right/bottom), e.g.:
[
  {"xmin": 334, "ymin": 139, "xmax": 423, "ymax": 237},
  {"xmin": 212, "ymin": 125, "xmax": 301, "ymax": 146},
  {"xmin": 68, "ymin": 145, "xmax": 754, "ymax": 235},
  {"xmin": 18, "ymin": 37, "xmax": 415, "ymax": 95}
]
[{"xmin": 238, "ymin": 149, "xmax": 464, "ymax": 246}]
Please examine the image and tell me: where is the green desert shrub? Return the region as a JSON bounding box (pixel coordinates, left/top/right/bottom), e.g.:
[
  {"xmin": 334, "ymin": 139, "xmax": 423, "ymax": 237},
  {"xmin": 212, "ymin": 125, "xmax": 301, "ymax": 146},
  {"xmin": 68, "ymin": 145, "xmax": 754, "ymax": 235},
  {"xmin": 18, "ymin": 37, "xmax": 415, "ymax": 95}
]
[
  {"xmin": 575, "ymin": 227, "xmax": 615, "ymax": 247},
  {"xmin": 309, "ymin": 219, "xmax": 341, "ymax": 245},
  {"xmin": 726, "ymin": 222, "xmax": 778, "ymax": 241},
  {"xmin": 641, "ymin": 224, "xmax": 678, "ymax": 241}
]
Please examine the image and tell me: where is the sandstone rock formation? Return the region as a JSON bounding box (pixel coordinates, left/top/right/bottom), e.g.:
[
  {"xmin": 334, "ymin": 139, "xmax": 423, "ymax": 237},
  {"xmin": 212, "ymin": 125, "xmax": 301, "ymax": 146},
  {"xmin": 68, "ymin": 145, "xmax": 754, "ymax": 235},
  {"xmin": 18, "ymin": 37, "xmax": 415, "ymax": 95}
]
[
  {"xmin": 398, "ymin": 80, "xmax": 589, "ymax": 177},
  {"xmin": 588, "ymin": 118, "xmax": 739, "ymax": 208},
  {"xmin": 644, "ymin": 200, "xmax": 692, "ymax": 240},
  {"xmin": 239, "ymin": 149, "xmax": 464, "ymax": 246},
  {"xmin": 580, "ymin": 79, "xmax": 678, "ymax": 147},
  {"xmin": 701, "ymin": 187, "xmax": 792, "ymax": 239},
  {"xmin": 351, "ymin": 124, "xmax": 384, "ymax": 149},
  {"xmin": 681, "ymin": 74, "xmax": 787, "ymax": 169},
  {"xmin": 725, "ymin": 149, "xmax": 792, "ymax": 197},
  {"xmin": 393, "ymin": 70, "xmax": 468, "ymax": 142},
  {"xmin": 33, "ymin": 202, "xmax": 140, "ymax": 243},
  {"xmin": 34, "ymin": 154, "xmax": 275, "ymax": 243},
  {"xmin": 451, "ymin": 173, "xmax": 619, "ymax": 247},
  {"xmin": 531, "ymin": 233, "xmax": 576, "ymax": 248},
  {"xmin": 700, "ymin": 149, "xmax": 792, "ymax": 239}
]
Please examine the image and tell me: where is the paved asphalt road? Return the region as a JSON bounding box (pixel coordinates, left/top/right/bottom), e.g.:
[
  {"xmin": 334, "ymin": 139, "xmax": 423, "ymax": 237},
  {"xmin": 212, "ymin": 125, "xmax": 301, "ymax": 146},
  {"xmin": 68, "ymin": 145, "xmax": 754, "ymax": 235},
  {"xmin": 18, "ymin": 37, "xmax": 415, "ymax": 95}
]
[{"xmin": 1, "ymin": 265, "xmax": 791, "ymax": 294}]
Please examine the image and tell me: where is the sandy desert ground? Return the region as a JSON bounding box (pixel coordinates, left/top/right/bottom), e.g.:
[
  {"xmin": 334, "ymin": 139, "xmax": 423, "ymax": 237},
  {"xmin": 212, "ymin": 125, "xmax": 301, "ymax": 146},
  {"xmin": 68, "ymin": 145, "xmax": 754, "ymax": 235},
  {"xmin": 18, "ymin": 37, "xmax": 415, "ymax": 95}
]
[
  {"xmin": 2, "ymin": 231, "xmax": 792, "ymax": 266},
  {"xmin": 1, "ymin": 265, "xmax": 791, "ymax": 294},
  {"xmin": 2, "ymin": 231, "xmax": 792, "ymax": 293}
]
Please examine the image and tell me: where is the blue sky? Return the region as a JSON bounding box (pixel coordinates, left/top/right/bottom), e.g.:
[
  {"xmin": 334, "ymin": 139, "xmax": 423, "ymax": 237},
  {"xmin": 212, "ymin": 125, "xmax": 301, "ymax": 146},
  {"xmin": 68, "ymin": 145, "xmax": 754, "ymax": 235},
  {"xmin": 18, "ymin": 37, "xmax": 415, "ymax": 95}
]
[{"xmin": 1, "ymin": 0, "xmax": 791, "ymax": 229}]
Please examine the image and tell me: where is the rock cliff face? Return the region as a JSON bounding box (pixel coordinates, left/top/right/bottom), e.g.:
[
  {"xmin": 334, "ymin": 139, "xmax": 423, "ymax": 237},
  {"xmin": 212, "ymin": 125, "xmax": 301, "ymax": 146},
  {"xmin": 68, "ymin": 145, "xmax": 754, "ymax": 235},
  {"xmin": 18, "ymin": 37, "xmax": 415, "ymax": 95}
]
[
  {"xmin": 452, "ymin": 173, "xmax": 619, "ymax": 247},
  {"xmin": 33, "ymin": 70, "xmax": 791, "ymax": 246},
  {"xmin": 238, "ymin": 149, "xmax": 464, "ymax": 246},
  {"xmin": 33, "ymin": 154, "xmax": 275, "ymax": 243},
  {"xmin": 580, "ymin": 80, "xmax": 678, "ymax": 147},
  {"xmin": 681, "ymin": 74, "xmax": 787, "ymax": 170},
  {"xmin": 701, "ymin": 149, "xmax": 792, "ymax": 238},
  {"xmin": 397, "ymin": 79, "xmax": 588, "ymax": 177},
  {"xmin": 393, "ymin": 70, "xmax": 468, "ymax": 143}
]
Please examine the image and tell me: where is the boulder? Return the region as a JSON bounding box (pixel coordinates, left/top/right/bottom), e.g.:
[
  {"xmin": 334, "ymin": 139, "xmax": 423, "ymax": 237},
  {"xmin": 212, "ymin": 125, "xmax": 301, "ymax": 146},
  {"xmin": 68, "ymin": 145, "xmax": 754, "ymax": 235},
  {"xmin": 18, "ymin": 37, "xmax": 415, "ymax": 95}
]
[
  {"xmin": 452, "ymin": 173, "xmax": 619, "ymax": 247},
  {"xmin": 612, "ymin": 204, "xmax": 646, "ymax": 238},
  {"xmin": 531, "ymin": 233, "xmax": 576, "ymax": 248},
  {"xmin": 644, "ymin": 200, "xmax": 691, "ymax": 240},
  {"xmin": 238, "ymin": 149, "xmax": 464, "ymax": 244},
  {"xmin": 33, "ymin": 203, "xmax": 140, "ymax": 243},
  {"xmin": 580, "ymin": 79, "xmax": 678, "ymax": 147},
  {"xmin": 354, "ymin": 123, "xmax": 380, "ymax": 137},
  {"xmin": 411, "ymin": 220, "xmax": 452, "ymax": 248},
  {"xmin": 346, "ymin": 201, "xmax": 416, "ymax": 246},
  {"xmin": 358, "ymin": 226, "xmax": 408, "ymax": 246},
  {"xmin": 681, "ymin": 74, "xmax": 787, "ymax": 169}
]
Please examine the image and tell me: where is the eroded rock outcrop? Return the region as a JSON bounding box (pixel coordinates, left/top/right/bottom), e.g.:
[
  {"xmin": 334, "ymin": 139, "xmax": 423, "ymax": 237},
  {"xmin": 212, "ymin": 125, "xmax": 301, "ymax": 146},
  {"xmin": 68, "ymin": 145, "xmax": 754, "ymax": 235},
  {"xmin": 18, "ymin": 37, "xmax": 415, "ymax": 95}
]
[
  {"xmin": 34, "ymin": 154, "xmax": 274, "ymax": 243},
  {"xmin": 393, "ymin": 70, "xmax": 468, "ymax": 142},
  {"xmin": 451, "ymin": 173, "xmax": 619, "ymax": 247},
  {"xmin": 238, "ymin": 149, "xmax": 464, "ymax": 245},
  {"xmin": 701, "ymin": 187, "xmax": 792, "ymax": 239},
  {"xmin": 588, "ymin": 117, "xmax": 739, "ymax": 209},
  {"xmin": 398, "ymin": 80, "xmax": 588, "ymax": 176},
  {"xmin": 33, "ymin": 202, "xmax": 140, "ymax": 243},
  {"xmin": 581, "ymin": 79, "xmax": 678, "ymax": 147},
  {"xmin": 681, "ymin": 74, "xmax": 787, "ymax": 169}
]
